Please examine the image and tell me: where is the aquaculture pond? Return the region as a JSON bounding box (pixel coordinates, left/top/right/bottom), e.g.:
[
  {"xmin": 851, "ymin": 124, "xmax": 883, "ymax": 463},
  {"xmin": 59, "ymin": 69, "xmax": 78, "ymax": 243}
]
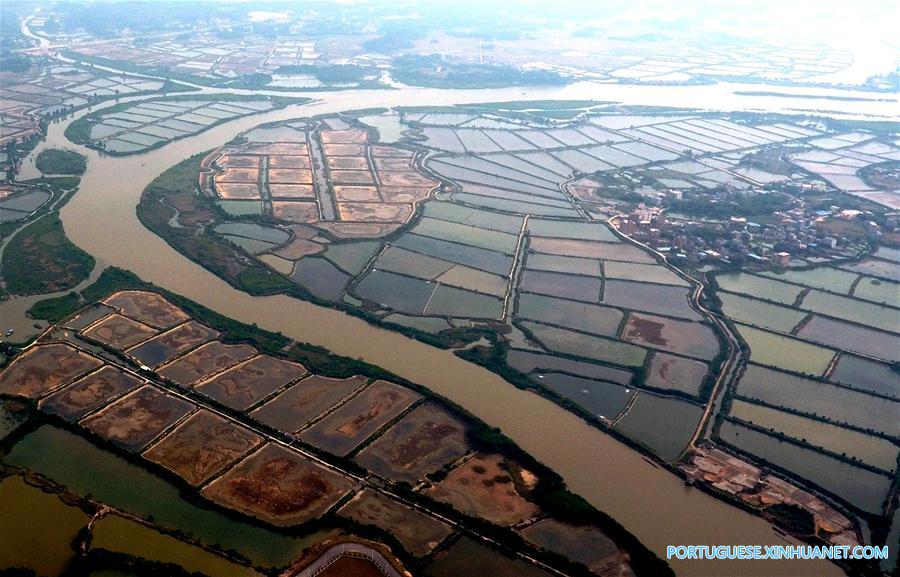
[
  {"xmin": 715, "ymin": 273, "xmax": 804, "ymax": 305},
  {"xmin": 852, "ymin": 276, "xmax": 900, "ymax": 305},
  {"xmin": 535, "ymin": 372, "xmax": 635, "ymax": 421},
  {"xmin": 719, "ymin": 421, "xmax": 892, "ymax": 515},
  {"xmin": 736, "ymin": 325, "xmax": 835, "ymax": 376},
  {"xmin": 728, "ymin": 399, "xmax": 897, "ymax": 473},
  {"xmin": 716, "ymin": 292, "xmax": 806, "ymax": 333},
  {"xmin": 799, "ymin": 289, "xmax": 900, "ymax": 334},
  {"xmin": 506, "ymin": 350, "xmax": 633, "ymax": 385},
  {"xmin": 292, "ymin": 258, "xmax": 350, "ymax": 301},
  {"xmin": 521, "ymin": 321, "xmax": 647, "ymax": 367},
  {"xmin": 760, "ymin": 267, "xmax": 859, "ymax": 294},
  {"xmin": 829, "ymin": 354, "xmax": 900, "ymax": 399},
  {"xmin": 613, "ymin": 393, "xmax": 703, "ymax": 461},
  {"xmin": 736, "ymin": 364, "xmax": 899, "ymax": 437}
]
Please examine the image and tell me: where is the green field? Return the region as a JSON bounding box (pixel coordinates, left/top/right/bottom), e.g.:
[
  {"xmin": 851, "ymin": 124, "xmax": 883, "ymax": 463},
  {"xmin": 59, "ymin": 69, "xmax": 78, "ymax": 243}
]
[
  {"xmin": 34, "ymin": 148, "xmax": 87, "ymax": 175},
  {"xmin": 2, "ymin": 213, "xmax": 95, "ymax": 295}
]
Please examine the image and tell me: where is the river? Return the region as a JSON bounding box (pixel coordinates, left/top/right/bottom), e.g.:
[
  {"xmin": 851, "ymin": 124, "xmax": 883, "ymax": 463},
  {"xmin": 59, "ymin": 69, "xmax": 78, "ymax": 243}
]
[{"xmin": 6, "ymin": 80, "xmax": 876, "ymax": 576}]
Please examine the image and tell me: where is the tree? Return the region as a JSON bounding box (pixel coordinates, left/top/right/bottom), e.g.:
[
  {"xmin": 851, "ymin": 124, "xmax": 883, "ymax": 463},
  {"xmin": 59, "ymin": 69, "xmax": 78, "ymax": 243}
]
[{"xmin": 5, "ymin": 139, "xmax": 17, "ymax": 181}]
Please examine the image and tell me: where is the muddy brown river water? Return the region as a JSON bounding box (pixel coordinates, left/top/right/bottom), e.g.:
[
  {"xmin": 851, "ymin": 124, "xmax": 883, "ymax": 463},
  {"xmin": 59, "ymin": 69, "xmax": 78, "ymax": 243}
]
[{"xmin": 7, "ymin": 81, "xmax": 876, "ymax": 576}]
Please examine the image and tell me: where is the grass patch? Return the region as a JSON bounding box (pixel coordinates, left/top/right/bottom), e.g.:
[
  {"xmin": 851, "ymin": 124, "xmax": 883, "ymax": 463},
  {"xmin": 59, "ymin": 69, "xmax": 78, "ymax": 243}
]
[
  {"xmin": 20, "ymin": 176, "xmax": 81, "ymax": 190},
  {"xmin": 2, "ymin": 213, "xmax": 94, "ymax": 296},
  {"xmin": 27, "ymin": 292, "xmax": 81, "ymax": 322},
  {"xmin": 237, "ymin": 266, "xmax": 294, "ymax": 294},
  {"xmin": 34, "ymin": 149, "xmax": 87, "ymax": 175},
  {"xmin": 341, "ymin": 107, "xmax": 390, "ymax": 116},
  {"xmin": 464, "ymin": 100, "xmax": 607, "ymax": 111}
]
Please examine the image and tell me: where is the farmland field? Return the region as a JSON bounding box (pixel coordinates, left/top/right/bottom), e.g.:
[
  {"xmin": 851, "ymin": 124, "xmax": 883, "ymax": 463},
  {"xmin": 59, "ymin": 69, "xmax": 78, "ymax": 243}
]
[
  {"xmin": 300, "ymin": 380, "xmax": 421, "ymax": 456},
  {"xmin": 202, "ymin": 443, "xmax": 353, "ymax": 526},
  {"xmin": 338, "ymin": 489, "xmax": 453, "ymax": 557},
  {"xmin": 81, "ymin": 385, "xmax": 195, "ymax": 452},
  {"xmin": 144, "ymin": 410, "xmax": 263, "ymax": 485},
  {"xmin": 250, "ymin": 375, "xmax": 368, "ymax": 433},
  {"xmin": 355, "ymin": 403, "xmax": 469, "ymax": 483},
  {"xmin": 426, "ymin": 453, "xmax": 539, "ymax": 526},
  {"xmin": 0, "ymin": 343, "xmax": 103, "ymax": 399},
  {"xmin": 158, "ymin": 341, "xmax": 257, "ymax": 385},
  {"xmin": 39, "ymin": 365, "xmax": 143, "ymax": 421},
  {"xmin": 195, "ymin": 355, "xmax": 308, "ymax": 410}
]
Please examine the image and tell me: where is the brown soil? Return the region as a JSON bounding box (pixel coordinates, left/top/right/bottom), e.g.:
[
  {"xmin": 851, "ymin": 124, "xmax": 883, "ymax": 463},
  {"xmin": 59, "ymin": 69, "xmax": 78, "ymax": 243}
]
[
  {"xmin": 272, "ymin": 201, "xmax": 320, "ymax": 223},
  {"xmin": 202, "ymin": 443, "xmax": 353, "ymax": 526},
  {"xmin": 320, "ymin": 129, "xmax": 368, "ymax": 144},
  {"xmin": 215, "ymin": 167, "xmax": 259, "ymax": 183},
  {"xmin": 427, "ymin": 453, "xmax": 540, "ymax": 526},
  {"xmin": 333, "ymin": 185, "xmax": 381, "ymax": 203},
  {"xmin": 82, "ymin": 313, "xmax": 159, "ymax": 349},
  {"xmin": 143, "ymin": 410, "xmax": 262, "ymax": 485},
  {"xmin": 327, "ymin": 156, "xmax": 370, "ymax": 170},
  {"xmin": 39, "ymin": 365, "xmax": 142, "ymax": 421},
  {"xmin": 269, "ymin": 155, "xmax": 311, "ymax": 169},
  {"xmin": 216, "ymin": 154, "xmax": 259, "ymax": 168},
  {"xmin": 103, "ymin": 291, "xmax": 190, "ymax": 329},
  {"xmin": 268, "ymin": 168, "xmax": 313, "ymax": 184},
  {"xmin": 157, "ymin": 341, "xmax": 257, "ymax": 386},
  {"xmin": 0, "ymin": 343, "xmax": 102, "ymax": 398},
  {"xmin": 82, "ymin": 385, "xmax": 195, "ymax": 452},
  {"xmin": 269, "ymin": 184, "xmax": 316, "ymax": 199},
  {"xmin": 194, "ymin": 355, "xmax": 307, "ymax": 410},
  {"xmin": 330, "ymin": 170, "xmax": 375, "ymax": 185},
  {"xmin": 623, "ymin": 315, "xmax": 668, "ymax": 346},
  {"xmin": 215, "ymin": 182, "xmax": 262, "ymax": 199},
  {"xmin": 336, "ymin": 202, "xmax": 412, "ymax": 223}
]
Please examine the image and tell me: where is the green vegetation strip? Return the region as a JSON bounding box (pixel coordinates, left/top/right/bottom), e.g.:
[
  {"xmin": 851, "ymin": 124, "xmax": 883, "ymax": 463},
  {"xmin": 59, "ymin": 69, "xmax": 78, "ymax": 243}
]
[
  {"xmin": 34, "ymin": 148, "xmax": 87, "ymax": 175},
  {"xmin": 2, "ymin": 213, "xmax": 94, "ymax": 296}
]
